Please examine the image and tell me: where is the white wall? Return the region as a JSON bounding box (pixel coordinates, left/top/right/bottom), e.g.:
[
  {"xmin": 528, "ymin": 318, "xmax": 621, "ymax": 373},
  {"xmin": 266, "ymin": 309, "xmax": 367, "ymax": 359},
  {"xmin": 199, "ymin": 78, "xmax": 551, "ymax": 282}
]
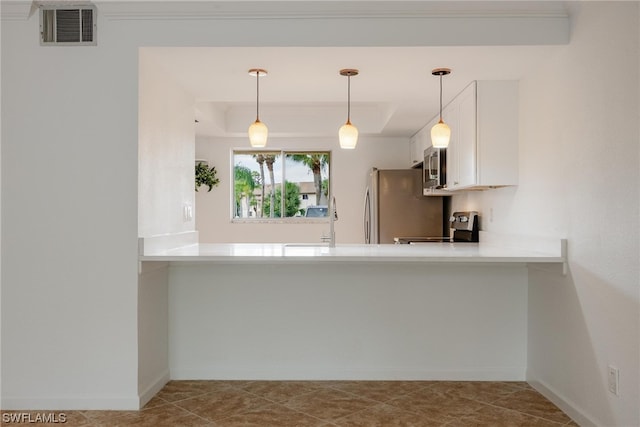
[
  {"xmin": 452, "ymin": 3, "xmax": 639, "ymax": 426},
  {"xmin": 169, "ymin": 263, "xmax": 528, "ymax": 380},
  {"xmin": 0, "ymin": 6, "xmax": 3, "ymax": 399},
  {"xmin": 1, "ymin": 10, "xmax": 140, "ymax": 409},
  {"xmin": 139, "ymin": 51, "xmax": 195, "ymax": 237},
  {"xmin": 196, "ymin": 136, "xmax": 409, "ymax": 243},
  {"xmin": 137, "ymin": 262, "xmax": 169, "ymax": 406}
]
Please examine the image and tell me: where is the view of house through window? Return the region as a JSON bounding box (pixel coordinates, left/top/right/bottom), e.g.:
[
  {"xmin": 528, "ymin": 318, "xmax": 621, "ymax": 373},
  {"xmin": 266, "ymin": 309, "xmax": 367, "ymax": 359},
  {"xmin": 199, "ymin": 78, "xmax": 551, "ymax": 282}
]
[{"xmin": 233, "ymin": 150, "xmax": 330, "ymax": 219}]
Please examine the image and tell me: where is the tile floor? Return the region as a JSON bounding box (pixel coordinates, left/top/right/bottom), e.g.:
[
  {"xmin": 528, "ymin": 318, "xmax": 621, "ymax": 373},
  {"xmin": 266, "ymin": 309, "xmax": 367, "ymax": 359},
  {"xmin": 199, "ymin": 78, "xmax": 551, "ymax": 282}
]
[{"xmin": 2, "ymin": 380, "xmax": 577, "ymax": 426}]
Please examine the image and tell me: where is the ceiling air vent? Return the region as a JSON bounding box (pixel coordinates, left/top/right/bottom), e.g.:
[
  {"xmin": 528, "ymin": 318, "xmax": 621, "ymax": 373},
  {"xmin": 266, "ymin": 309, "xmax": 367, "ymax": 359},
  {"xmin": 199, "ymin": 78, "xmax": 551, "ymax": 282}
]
[{"xmin": 40, "ymin": 5, "xmax": 96, "ymax": 46}]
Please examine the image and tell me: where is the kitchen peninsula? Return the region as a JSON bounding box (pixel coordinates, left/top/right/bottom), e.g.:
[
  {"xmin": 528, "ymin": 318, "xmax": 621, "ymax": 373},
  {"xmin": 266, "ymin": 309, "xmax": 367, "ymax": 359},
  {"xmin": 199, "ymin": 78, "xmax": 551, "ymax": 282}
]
[
  {"xmin": 138, "ymin": 234, "xmax": 565, "ymax": 405},
  {"xmin": 140, "ymin": 240, "xmax": 565, "ymax": 265}
]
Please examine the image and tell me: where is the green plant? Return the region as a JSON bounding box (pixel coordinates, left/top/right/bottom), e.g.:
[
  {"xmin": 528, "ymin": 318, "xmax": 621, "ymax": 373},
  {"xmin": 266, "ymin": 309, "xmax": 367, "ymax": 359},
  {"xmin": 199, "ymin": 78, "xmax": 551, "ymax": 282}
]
[
  {"xmin": 195, "ymin": 162, "xmax": 220, "ymax": 192},
  {"xmin": 262, "ymin": 181, "xmax": 301, "ymax": 218},
  {"xmin": 234, "ymin": 165, "xmax": 256, "ymax": 216}
]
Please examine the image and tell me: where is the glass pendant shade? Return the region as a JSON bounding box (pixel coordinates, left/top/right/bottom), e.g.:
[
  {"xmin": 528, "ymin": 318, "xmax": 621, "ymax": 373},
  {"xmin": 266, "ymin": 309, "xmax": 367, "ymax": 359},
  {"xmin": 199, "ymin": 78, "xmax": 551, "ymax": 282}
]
[
  {"xmin": 431, "ymin": 120, "xmax": 450, "ymax": 148},
  {"xmin": 339, "ymin": 69, "xmax": 359, "ymax": 149},
  {"xmin": 248, "ymin": 120, "xmax": 268, "ymax": 148},
  {"xmin": 339, "ymin": 121, "xmax": 358, "ymax": 149},
  {"xmin": 430, "ymin": 67, "xmax": 452, "ymax": 149},
  {"xmin": 248, "ymin": 68, "xmax": 267, "ymax": 147}
]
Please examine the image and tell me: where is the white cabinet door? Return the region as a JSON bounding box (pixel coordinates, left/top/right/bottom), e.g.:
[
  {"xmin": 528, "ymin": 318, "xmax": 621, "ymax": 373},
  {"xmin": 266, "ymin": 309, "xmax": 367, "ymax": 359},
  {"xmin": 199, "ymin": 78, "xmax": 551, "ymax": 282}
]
[
  {"xmin": 445, "ymin": 80, "xmax": 517, "ymax": 191},
  {"xmin": 418, "ymin": 125, "xmax": 430, "ymax": 155},
  {"xmin": 444, "ymin": 104, "xmax": 459, "ymax": 189},
  {"xmin": 444, "ymin": 81, "xmax": 474, "ymax": 190},
  {"xmin": 456, "ymin": 82, "xmax": 477, "ymax": 188},
  {"xmin": 409, "ymin": 123, "xmax": 434, "ymax": 168},
  {"xmin": 475, "ymin": 80, "xmax": 519, "ymax": 187},
  {"xmin": 409, "ymin": 135, "xmax": 422, "ymax": 168}
]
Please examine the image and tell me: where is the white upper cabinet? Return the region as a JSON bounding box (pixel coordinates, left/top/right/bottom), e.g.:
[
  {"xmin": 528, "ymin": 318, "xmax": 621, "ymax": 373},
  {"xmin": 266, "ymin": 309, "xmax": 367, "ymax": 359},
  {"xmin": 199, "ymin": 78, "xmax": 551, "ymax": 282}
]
[
  {"xmin": 445, "ymin": 80, "xmax": 519, "ymax": 191},
  {"xmin": 409, "ymin": 134, "xmax": 422, "ymax": 168},
  {"xmin": 408, "ymin": 121, "xmax": 433, "ymax": 168},
  {"xmin": 446, "ymin": 82, "xmax": 476, "ymax": 189}
]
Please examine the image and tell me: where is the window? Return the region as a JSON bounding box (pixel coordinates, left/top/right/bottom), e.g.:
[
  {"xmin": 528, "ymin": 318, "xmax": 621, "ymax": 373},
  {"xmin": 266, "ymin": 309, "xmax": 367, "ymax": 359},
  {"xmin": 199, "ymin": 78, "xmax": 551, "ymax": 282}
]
[{"xmin": 232, "ymin": 150, "xmax": 330, "ymax": 220}]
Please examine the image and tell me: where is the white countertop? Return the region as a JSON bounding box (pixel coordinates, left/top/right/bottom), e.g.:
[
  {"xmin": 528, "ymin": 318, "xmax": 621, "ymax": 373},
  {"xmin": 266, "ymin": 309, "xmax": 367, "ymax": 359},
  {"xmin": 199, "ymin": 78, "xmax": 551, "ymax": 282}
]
[{"xmin": 139, "ymin": 242, "xmax": 565, "ymax": 265}]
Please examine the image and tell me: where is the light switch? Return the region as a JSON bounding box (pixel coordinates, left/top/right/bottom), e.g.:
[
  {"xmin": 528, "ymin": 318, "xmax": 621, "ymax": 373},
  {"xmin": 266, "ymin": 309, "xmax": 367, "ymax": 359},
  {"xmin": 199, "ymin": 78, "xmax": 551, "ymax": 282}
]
[{"xmin": 183, "ymin": 204, "xmax": 193, "ymax": 222}]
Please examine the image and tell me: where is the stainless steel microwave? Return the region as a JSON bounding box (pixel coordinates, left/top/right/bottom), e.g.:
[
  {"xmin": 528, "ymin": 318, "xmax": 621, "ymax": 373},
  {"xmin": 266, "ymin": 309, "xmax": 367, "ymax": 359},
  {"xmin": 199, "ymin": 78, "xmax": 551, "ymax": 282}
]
[{"xmin": 423, "ymin": 146, "xmax": 447, "ymax": 190}]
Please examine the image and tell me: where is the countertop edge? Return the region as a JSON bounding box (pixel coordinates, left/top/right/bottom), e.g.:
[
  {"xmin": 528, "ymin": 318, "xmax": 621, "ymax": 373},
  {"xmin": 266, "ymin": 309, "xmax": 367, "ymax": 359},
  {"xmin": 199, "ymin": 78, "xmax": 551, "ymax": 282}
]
[
  {"xmin": 139, "ymin": 246, "xmax": 565, "ymax": 264},
  {"xmin": 137, "ymin": 239, "xmax": 567, "ymax": 274},
  {"xmin": 139, "ymin": 255, "xmax": 564, "ymax": 263}
]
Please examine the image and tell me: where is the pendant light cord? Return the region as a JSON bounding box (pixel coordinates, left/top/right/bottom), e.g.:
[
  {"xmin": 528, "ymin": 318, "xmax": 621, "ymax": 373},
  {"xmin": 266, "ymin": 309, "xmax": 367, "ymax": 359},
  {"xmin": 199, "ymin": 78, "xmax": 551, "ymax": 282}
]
[
  {"xmin": 347, "ymin": 75, "xmax": 351, "ymax": 124},
  {"xmin": 256, "ymin": 72, "xmax": 260, "ymax": 121},
  {"xmin": 439, "ymin": 73, "xmax": 443, "ymax": 122}
]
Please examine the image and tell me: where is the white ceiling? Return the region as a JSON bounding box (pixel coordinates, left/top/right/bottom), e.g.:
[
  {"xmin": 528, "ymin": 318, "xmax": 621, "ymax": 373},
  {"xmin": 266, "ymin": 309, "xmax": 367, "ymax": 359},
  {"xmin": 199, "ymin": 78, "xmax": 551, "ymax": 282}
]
[{"xmin": 141, "ymin": 2, "xmax": 569, "ymax": 139}]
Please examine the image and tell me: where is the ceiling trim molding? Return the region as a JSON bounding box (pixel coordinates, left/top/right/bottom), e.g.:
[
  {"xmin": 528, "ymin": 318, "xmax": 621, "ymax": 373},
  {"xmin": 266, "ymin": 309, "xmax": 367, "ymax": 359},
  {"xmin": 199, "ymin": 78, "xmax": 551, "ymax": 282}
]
[
  {"xmin": 97, "ymin": 1, "xmax": 570, "ymax": 21},
  {"xmin": 0, "ymin": 1, "xmax": 570, "ymax": 22}
]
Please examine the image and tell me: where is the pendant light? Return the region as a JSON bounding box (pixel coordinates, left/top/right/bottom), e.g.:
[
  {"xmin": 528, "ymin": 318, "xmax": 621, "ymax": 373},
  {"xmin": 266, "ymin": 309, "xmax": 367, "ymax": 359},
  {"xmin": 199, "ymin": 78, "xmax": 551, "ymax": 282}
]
[
  {"xmin": 248, "ymin": 68, "xmax": 268, "ymax": 148},
  {"xmin": 431, "ymin": 68, "xmax": 452, "ymax": 149},
  {"xmin": 339, "ymin": 68, "xmax": 359, "ymax": 149}
]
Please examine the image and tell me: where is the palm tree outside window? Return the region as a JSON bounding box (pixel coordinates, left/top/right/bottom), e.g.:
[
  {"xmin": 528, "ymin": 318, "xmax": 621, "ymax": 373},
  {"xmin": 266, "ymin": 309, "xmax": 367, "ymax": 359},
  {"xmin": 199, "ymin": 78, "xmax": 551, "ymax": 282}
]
[{"xmin": 232, "ymin": 150, "xmax": 330, "ymax": 219}]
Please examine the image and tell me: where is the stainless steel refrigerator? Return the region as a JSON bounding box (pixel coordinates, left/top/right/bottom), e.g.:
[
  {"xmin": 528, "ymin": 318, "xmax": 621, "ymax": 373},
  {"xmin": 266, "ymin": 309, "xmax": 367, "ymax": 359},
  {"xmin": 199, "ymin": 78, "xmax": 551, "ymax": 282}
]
[{"xmin": 364, "ymin": 168, "xmax": 443, "ymax": 244}]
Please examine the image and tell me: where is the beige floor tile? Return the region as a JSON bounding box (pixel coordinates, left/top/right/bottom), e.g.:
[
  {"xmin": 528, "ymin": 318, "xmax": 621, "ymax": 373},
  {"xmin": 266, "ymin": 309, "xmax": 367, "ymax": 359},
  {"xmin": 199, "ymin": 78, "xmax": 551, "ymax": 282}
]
[
  {"xmin": 386, "ymin": 387, "xmax": 487, "ymax": 424},
  {"xmin": 445, "ymin": 404, "xmax": 567, "ymax": 426},
  {"xmin": 173, "ymin": 389, "xmax": 272, "ymax": 422},
  {"xmin": 91, "ymin": 404, "xmax": 212, "ymax": 427},
  {"xmin": 282, "ymin": 388, "xmax": 378, "ymax": 422},
  {"xmin": 205, "ymin": 380, "xmax": 257, "ymax": 391},
  {"xmin": 214, "ymin": 403, "xmax": 327, "ymax": 427},
  {"xmin": 334, "ymin": 403, "xmax": 444, "ymax": 427},
  {"xmin": 141, "ymin": 395, "xmax": 169, "ymax": 409},
  {"xmin": 326, "ymin": 381, "xmax": 434, "ymax": 403},
  {"xmin": 156, "ymin": 380, "xmax": 237, "ymax": 403},
  {"xmin": 511, "ymin": 381, "xmax": 534, "ymax": 390},
  {"xmin": 426, "ymin": 381, "xmax": 524, "ymax": 404},
  {"xmin": 239, "ymin": 380, "xmax": 324, "ymax": 403},
  {"xmin": 491, "ymin": 390, "xmax": 573, "ymax": 424},
  {"xmin": 81, "ymin": 409, "xmax": 145, "ymax": 422}
]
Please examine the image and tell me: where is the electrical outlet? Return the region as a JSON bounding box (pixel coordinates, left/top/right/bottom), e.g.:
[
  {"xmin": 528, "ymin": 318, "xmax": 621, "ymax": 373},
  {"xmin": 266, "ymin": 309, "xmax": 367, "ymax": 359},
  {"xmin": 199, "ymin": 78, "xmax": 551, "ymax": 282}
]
[{"xmin": 608, "ymin": 365, "xmax": 619, "ymax": 396}]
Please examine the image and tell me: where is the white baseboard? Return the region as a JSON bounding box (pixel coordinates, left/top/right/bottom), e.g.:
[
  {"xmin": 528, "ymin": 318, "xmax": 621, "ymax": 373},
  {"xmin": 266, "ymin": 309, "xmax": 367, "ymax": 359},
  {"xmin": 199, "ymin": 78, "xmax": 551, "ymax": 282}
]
[
  {"xmin": 0, "ymin": 395, "xmax": 140, "ymax": 411},
  {"xmin": 170, "ymin": 367, "xmax": 526, "ymax": 381},
  {"xmin": 139, "ymin": 370, "xmax": 170, "ymax": 409},
  {"xmin": 528, "ymin": 378, "xmax": 599, "ymax": 427},
  {"xmin": 1, "ymin": 370, "xmax": 170, "ymax": 411}
]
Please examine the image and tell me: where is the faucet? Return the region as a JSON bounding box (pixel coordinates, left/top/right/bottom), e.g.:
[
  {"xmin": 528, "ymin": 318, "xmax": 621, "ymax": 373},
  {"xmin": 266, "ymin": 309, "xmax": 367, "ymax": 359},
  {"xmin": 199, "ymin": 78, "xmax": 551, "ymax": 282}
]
[
  {"xmin": 329, "ymin": 196, "xmax": 338, "ymax": 247},
  {"xmin": 321, "ymin": 196, "xmax": 338, "ymax": 247}
]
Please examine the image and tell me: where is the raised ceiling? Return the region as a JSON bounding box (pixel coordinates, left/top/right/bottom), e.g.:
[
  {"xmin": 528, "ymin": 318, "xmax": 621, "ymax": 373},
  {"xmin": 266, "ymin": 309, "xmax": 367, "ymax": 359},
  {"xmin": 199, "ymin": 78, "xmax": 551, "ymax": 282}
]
[{"xmin": 140, "ymin": 1, "xmax": 570, "ymax": 139}]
